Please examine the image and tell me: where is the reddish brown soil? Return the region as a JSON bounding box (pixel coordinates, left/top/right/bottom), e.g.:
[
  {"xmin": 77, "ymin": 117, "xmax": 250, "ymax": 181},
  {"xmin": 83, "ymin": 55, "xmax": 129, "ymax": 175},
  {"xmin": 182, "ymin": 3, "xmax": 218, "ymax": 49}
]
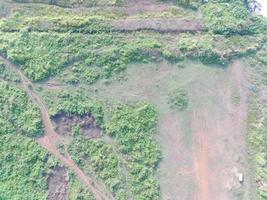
[
  {"xmin": 47, "ymin": 166, "xmax": 69, "ymax": 200},
  {"xmin": 190, "ymin": 61, "xmax": 251, "ymax": 200},
  {"xmin": 0, "ymin": 55, "xmax": 113, "ymax": 200},
  {"xmin": 51, "ymin": 112, "xmax": 101, "ymax": 138}
]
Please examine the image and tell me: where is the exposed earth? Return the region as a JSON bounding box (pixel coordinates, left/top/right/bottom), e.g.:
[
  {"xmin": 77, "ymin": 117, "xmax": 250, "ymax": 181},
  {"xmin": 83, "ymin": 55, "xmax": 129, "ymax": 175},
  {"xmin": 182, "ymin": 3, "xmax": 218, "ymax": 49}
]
[
  {"xmin": 51, "ymin": 112, "xmax": 101, "ymax": 138},
  {"xmin": 47, "ymin": 166, "xmax": 69, "ymax": 200}
]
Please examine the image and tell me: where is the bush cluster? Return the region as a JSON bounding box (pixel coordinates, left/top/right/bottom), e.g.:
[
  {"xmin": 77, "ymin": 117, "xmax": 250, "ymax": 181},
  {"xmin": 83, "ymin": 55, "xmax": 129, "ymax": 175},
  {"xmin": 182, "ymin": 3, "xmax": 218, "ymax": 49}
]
[{"xmin": 0, "ymin": 82, "xmax": 43, "ymax": 137}]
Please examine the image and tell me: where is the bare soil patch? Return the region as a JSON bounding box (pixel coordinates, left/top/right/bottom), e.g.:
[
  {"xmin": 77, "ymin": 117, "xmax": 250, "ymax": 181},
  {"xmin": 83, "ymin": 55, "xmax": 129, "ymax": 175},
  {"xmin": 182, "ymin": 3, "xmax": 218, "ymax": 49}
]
[
  {"xmin": 51, "ymin": 112, "xmax": 101, "ymax": 138},
  {"xmin": 47, "ymin": 166, "xmax": 69, "ymax": 200},
  {"xmin": 123, "ymin": 0, "xmax": 174, "ymax": 16},
  {"xmin": 111, "ymin": 17, "xmax": 204, "ymax": 33},
  {"xmin": 110, "ymin": 0, "xmax": 203, "ymax": 33}
]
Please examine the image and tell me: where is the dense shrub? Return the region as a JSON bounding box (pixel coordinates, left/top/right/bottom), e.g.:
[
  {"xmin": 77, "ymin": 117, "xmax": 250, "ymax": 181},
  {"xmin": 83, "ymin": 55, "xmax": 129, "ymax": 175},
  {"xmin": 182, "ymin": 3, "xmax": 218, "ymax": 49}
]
[
  {"xmin": 68, "ymin": 138, "xmax": 127, "ymax": 199},
  {"xmin": 0, "ymin": 61, "xmax": 20, "ymax": 82},
  {"xmin": 0, "ymin": 125, "xmax": 58, "ymax": 199},
  {"xmin": 105, "ymin": 103, "xmax": 161, "ymax": 200},
  {"xmin": 0, "ymin": 82, "xmax": 43, "ymax": 137},
  {"xmin": 201, "ymin": 0, "xmax": 267, "ymax": 35},
  {"xmin": 69, "ymin": 171, "xmax": 96, "ymax": 200},
  {"xmin": 38, "ymin": 88, "xmax": 104, "ymax": 124},
  {"xmin": 0, "ymin": 83, "xmax": 94, "ymax": 200}
]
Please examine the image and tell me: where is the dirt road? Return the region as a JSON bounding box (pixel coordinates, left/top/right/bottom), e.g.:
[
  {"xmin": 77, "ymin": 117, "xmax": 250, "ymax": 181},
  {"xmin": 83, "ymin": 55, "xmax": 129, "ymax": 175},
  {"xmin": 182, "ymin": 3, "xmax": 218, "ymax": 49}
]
[{"xmin": 0, "ymin": 55, "xmax": 113, "ymax": 200}]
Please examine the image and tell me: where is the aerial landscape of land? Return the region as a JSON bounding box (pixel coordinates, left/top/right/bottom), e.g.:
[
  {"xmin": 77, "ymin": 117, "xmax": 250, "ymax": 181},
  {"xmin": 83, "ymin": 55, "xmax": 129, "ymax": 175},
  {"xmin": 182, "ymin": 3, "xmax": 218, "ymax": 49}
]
[{"xmin": 0, "ymin": 0, "xmax": 266, "ymax": 199}]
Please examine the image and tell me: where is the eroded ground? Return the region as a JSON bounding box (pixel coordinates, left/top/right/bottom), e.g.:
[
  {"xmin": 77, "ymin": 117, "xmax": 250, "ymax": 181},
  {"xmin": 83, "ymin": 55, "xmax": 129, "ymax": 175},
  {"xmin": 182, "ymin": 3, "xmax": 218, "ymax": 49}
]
[
  {"xmin": 47, "ymin": 166, "xmax": 69, "ymax": 200},
  {"xmin": 51, "ymin": 112, "xmax": 101, "ymax": 138}
]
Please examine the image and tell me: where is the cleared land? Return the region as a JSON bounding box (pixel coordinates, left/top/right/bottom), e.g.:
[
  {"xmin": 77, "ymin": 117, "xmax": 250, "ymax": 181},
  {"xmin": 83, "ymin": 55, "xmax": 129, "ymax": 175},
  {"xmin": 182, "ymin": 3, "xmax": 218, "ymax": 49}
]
[{"xmin": 57, "ymin": 60, "xmax": 251, "ymax": 200}]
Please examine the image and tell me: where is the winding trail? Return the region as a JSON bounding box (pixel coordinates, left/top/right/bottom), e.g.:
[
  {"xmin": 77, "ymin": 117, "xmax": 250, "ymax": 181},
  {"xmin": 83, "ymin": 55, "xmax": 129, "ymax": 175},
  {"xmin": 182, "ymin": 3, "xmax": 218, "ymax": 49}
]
[{"xmin": 0, "ymin": 55, "xmax": 113, "ymax": 200}]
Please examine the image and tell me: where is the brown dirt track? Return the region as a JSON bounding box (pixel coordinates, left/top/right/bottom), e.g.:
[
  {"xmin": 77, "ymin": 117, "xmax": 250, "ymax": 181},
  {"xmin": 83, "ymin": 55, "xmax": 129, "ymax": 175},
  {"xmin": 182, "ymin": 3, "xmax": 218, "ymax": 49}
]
[{"xmin": 0, "ymin": 55, "xmax": 113, "ymax": 200}]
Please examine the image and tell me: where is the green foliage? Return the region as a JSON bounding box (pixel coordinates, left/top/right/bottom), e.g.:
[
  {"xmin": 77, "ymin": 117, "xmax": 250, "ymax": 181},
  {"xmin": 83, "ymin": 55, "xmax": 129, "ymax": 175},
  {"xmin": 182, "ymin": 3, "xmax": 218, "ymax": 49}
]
[
  {"xmin": 0, "ymin": 129, "xmax": 58, "ymax": 200},
  {"xmin": 168, "ymin": 88, "xmax": 189, "ymax": 110},
  {"xmin": 177, "ymin": 33, "xmax": 228, "ymax": 64},
  {"xmin": 105, "ymin": 103, "xmax": 161, "ymax": 200},
  {"xmin": 69, "ymin": 171, "xmax": 96, "ymax": 200},
  {"xmin": 0, "ymin": 69, "xmax": 59, "ymax": 200},
  {"xmin": 201, "ymin": 1, "xmax": 267, "ymax": 35},
  {"xmin": 38, "ymin": 88, "xmax": 104, "ymax": 124},
  {"xmin": 12, "ymin": 0, "xmax": 121, "ymax": 7},
  {"xmin": 177, "ymin": 33, "xmax": 265, "ymax": 65},
  {"xmin": 0, "ymin": 31, "xmax": 174, "ymax": 83},
  {"xmin": 246, "ymin": 42, "xmax": 267, "ymax": 199},
  {"xmin": 68, "ymin": 138, "xmax": 127, "ymax": 199},
  {"xmin": 67, "ymin": 102, "xmax": 161, "ymax": 200},
  {"xmin": 0, "ymin": 82, "xmax": 43, "ymax": 137},
  {"xmin": 0, "ymin": 61, "xmax": 20, "ymax": 82},
  {"xmin": 248, "ymin": 101, "xmax": 267, "ymax": 199}
]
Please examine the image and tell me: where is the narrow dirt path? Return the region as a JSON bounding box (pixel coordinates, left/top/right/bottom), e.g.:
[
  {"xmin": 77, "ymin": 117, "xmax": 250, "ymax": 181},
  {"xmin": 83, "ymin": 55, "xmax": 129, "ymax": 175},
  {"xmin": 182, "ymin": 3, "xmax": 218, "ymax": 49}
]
[{"xmin": 0, "ymin": 55, "xmax": 113, "ymax": 200}]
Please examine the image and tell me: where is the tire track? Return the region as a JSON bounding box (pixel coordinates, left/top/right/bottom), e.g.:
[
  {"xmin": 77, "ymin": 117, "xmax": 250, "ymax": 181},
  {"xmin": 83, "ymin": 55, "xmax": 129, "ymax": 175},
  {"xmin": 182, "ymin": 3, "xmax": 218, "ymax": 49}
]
[{"xmin": 0, "ymin": 55, "xmax": 113, "ymax": 200}]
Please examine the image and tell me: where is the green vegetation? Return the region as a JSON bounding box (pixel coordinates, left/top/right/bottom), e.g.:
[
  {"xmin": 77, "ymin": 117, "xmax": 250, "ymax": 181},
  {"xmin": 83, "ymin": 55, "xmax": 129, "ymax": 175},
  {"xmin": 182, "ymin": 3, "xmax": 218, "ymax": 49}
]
[
  {"xmin": 105, "ymin": 103, "xmax": 161, "ymax": 200},
  {"xmin": 248, "ymin": 100, "xmax": 267, "ymax": 199},
  {"xmin": 1, "ymin": 0, "xmax": 267, "ymax": 199},
  {"xmin": 45, "ymin": 90, "xmax": 162, "ymax": 200},
  {"xmin": 0, "ymin": 82, "xmax": 43, "ymax": 137},
  {"xmin": 168, "ymin": 88, "xmax": 189, "ymax": 110},
  {"xmin": 0, "ymin": 133, "xmax": 58, "ymax": 200},
  {"xmin": 12, "ymin": 0, "xmax": 121, "ymax": 7},
  {"xmin": 201, "ymin": 0, "xmax": 267, "ymax": 35},
  {"xmin": 0, "ymin": 81, "xmax": 58, "ymax": 200},
  {"xmin": 69, "ymin": 171, "xmax": 96, "ymax": 200},
  {"xmin": 246, "ymin": 42, "xmax": 267, "ymax": 199},
  {"xmin": 177, "ymin": 33, "xmax": 265, "ymax": 65},
  {"xmin": 0, "ymin": 30, "xmax": 263, "ymax": 83},
  {"xmin": 69, "ymin": 138, "xmax": 128, "ymax": 199},
  {"xmin": 0, "ymin": 61, "xmax": 20, "ymax": 82},
  {"xmin": 37, "ymin": 88, "xmax": 104, "ymax": 124},
  {"xmin": 0, "ymin": 0, "xmax": 265, "ymax": 84}
]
